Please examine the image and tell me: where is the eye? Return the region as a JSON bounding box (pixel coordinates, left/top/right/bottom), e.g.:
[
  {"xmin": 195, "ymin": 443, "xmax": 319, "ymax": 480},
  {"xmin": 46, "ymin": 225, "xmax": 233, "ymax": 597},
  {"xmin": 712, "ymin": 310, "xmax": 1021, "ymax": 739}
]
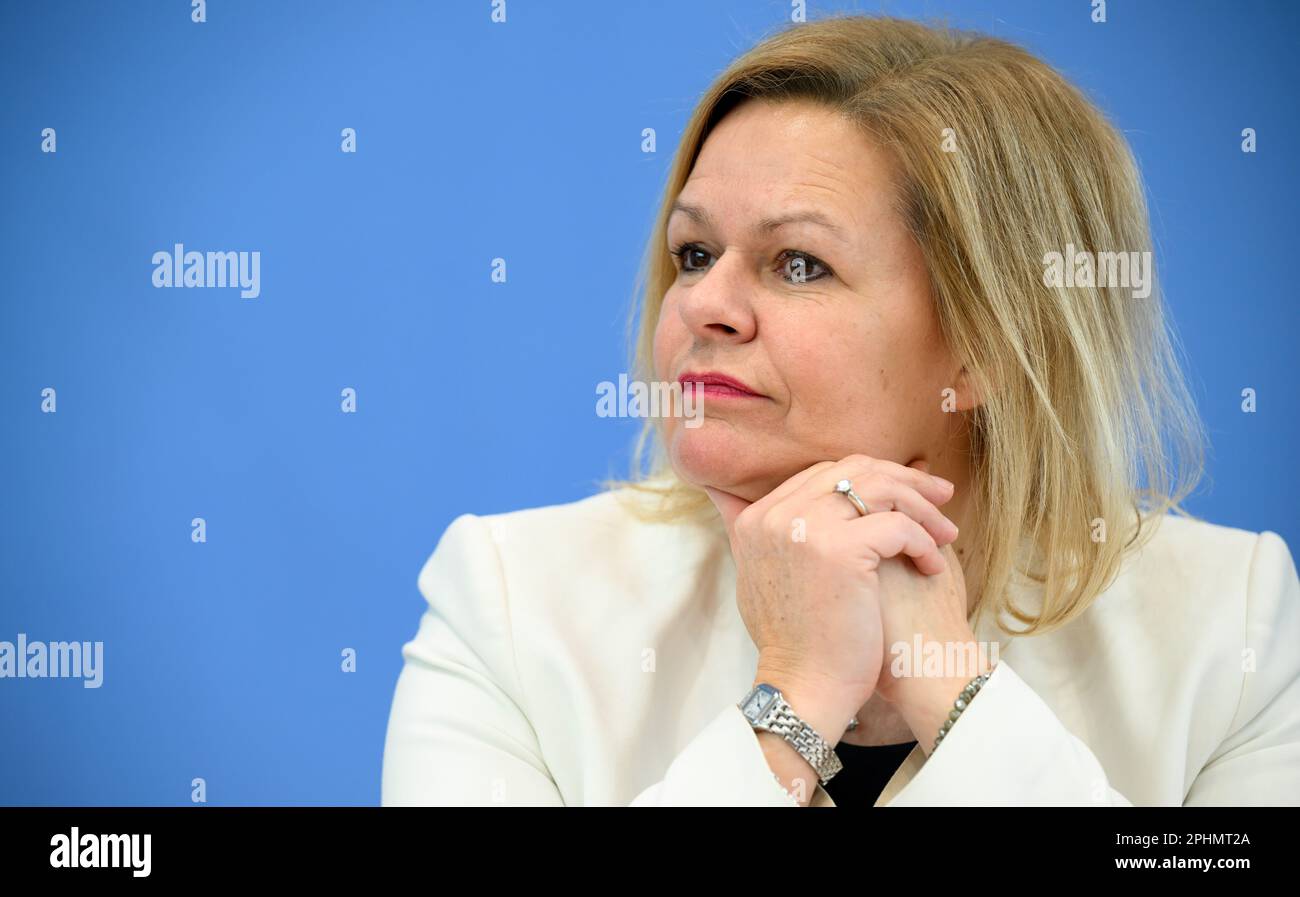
[
  {"xmin": 775, "ymin": 249, "xmax": 832, "ymax": 283},
  {"xmin": 667, "ymin": 242, "xmax": 834, "ymax": 284},
  {"xmin": 668, "ymin": 241, "xmax": 713, "ymax": 273}
]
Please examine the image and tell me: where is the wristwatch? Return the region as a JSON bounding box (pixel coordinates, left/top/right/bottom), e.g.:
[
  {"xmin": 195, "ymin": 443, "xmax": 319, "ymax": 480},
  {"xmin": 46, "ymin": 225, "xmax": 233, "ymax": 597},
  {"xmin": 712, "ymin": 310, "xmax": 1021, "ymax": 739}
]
[{"xmin": 739, "ymin": 683, "xmax": 843, "ymax": 787}]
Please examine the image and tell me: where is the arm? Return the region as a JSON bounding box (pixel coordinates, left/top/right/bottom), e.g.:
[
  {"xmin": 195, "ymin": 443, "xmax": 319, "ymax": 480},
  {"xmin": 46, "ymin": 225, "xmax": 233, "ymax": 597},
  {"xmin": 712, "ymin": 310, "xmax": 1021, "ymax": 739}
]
[
  {"xmin": 884, "ymin": 530, "xmax": 1300, "ymax": 807},
  {"xmin": 628, "ymin": 700, "xmax": 837, "ymax": 806},
  {"xmin": 1183, "ymin": 530, "xmax": 1300, "ymax": 805},
  {"xmin": 382, "ymin": 512, "xmax": 836, "ymax": 806},
  {"xmin": 883, "ymin": 658, "xmax": 1137, "ymax": 806},
  {"xmin": 381, "ymin": 513, "xmax": 563, "ymax": 805}
]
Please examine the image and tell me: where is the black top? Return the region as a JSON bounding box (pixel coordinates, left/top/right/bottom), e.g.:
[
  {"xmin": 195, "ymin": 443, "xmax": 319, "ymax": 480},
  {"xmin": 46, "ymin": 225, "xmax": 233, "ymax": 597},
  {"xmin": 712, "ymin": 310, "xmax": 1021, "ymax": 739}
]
[{"xmin": 823, "ymin": 740, "xmax": 917, "ymax": 806}]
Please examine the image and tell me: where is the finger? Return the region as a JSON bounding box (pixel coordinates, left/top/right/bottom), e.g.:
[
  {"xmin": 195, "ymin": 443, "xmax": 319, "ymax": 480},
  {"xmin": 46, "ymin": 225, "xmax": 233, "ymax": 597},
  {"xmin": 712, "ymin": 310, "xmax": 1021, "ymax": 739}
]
[
  {"xmin": 788, "ymin": 454, "xmax": 954, "ymax": 511},
  {"xmin": 848, "ymin": 511, "xmax": 948, "ymax": 576},
  {"xmin": 905, "ymin": 457, "xmax": 955, "ymax": 503},
  {"xmin": 702, "ymin": 486, "xmax": 751, "ymax": 538},
  {"xmin": 883, "ymin": 457, "xmax": 955, "ymax": 504},
  {"xmin": 839, "ymin": 478, "xmax": 958, "ymax": 546}
]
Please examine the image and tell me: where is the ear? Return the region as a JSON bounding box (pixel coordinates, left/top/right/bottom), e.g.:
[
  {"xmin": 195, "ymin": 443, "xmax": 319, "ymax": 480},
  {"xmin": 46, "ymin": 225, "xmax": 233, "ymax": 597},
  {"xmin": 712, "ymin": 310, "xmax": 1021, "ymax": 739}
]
[{"xmin": 950, "ymin": 364, "xmax": 986, "ymax": 413}]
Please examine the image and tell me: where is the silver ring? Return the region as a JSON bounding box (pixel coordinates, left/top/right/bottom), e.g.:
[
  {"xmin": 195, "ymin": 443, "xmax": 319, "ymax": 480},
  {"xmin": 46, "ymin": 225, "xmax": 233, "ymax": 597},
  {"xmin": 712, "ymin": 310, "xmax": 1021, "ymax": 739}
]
[{"xmin": 834, "ymin": 479, "xmax": 869, "ymax": 516}]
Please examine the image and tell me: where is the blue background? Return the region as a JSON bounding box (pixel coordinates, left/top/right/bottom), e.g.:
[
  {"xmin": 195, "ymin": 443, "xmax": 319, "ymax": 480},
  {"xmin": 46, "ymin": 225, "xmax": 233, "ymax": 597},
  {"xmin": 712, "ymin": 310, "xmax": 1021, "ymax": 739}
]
[{"xmin": 1, "ymin": 0, "xmax": 1296, "ymax": 805}]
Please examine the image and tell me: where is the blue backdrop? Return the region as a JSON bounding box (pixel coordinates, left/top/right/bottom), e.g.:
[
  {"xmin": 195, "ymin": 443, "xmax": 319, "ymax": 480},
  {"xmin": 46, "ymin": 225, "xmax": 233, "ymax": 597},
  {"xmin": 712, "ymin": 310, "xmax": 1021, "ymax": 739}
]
[{"xmin": 2, "ymin": 0, "xmax": 1296, "ymax": 805}]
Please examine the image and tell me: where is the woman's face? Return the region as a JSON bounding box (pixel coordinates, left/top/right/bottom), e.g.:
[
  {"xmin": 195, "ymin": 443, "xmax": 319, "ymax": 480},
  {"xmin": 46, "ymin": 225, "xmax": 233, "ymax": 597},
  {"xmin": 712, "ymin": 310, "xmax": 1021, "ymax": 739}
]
[{"xmin": 654, "ymin": 97, "xmax": 970, "ymax": 503}]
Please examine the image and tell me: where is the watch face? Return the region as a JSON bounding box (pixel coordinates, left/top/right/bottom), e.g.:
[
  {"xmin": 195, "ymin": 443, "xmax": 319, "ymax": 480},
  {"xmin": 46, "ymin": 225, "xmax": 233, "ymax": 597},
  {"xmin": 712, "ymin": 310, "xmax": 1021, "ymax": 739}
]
[{"xmin": 741, "ymin": 684, "xmax": 778, "ymax": 723}]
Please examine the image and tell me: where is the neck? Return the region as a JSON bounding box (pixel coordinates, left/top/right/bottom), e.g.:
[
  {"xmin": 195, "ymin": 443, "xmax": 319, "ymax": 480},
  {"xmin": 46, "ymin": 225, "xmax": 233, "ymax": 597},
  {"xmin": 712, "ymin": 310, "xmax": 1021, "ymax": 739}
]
[{"xmin": 925, "ymin": 455, "xmax": 983, "ymax": 619}]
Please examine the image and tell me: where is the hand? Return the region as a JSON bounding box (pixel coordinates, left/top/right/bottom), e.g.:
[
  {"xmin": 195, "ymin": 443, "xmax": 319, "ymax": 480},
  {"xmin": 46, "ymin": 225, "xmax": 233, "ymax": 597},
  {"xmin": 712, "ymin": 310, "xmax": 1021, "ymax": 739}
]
[
  {"xmin": 704, "ymin": 454, "xmax": 959, "ymax": 743},
  {"xmin": 872, "ymin": 460, "xmax": 994, "ymax": 753},
  {"xmin": 873, "ymin": 540, "xmax": 976, "ymax": 705}
]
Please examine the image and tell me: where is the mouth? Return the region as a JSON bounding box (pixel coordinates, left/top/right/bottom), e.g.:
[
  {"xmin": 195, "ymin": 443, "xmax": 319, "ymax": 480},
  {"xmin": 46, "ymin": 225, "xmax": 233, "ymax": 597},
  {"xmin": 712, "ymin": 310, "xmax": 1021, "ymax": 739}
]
[{"xmin": 677, "ymin": 370, "xmax": 768, "ymax": 400}]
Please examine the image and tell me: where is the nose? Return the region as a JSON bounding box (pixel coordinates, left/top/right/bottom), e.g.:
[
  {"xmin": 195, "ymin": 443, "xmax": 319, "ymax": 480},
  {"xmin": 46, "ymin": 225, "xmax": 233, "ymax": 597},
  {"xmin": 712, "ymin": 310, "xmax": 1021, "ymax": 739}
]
[{"xmin": 675, "ymin": 251, "xmax": 758, "ymax": 344}]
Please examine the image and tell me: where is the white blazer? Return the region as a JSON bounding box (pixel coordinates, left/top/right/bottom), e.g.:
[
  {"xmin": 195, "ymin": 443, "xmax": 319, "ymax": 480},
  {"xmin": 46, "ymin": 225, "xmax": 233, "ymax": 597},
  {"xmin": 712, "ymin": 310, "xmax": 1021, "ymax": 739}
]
[{"xmin": 381, "ymin": 486, "xmax": 1300, "ymax": 806}]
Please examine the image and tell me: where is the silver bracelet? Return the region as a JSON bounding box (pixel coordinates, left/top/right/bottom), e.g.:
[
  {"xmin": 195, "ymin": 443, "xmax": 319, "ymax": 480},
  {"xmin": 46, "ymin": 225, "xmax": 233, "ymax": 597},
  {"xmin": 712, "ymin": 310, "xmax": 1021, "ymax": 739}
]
[{"xmin": 933, "ymin": 666, "xmax": 994, "ymax": 752}]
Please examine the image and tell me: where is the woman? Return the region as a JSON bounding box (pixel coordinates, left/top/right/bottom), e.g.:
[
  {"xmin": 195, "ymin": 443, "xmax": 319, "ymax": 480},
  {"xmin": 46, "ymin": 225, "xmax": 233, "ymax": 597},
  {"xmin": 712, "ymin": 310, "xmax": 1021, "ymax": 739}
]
[{"xmin": 381, "ymin": 15, "xmax": 1299, "ymax": 806}]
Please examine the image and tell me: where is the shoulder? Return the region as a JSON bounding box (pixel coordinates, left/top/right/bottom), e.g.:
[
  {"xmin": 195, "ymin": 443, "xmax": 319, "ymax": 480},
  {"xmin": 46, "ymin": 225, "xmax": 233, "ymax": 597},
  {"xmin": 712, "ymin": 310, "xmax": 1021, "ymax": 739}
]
[
  {"xmin": 1120, "ymin": 513, "xmax": 1257, "ymax": 586},
  {"xmin": 418, "ymin": 483, "xmax": 725, "ymax": 598},
  {"xmin": 1021, "ymin": 512, "xmax": 1299, "ymax": 654},
  {"xmin": 1118, "ymin": 516, "xmax": 1300, "ymax": 760},
  {"xmin": 1117, "ymin": 513, "xmax": 1296, "ymax": 599},
  {"xmin": 1088, "ymin": 513, "xmax": 1299, "ymax": 656},
  {"xmin": 465, "ymin": 484, "xmax": 717, "ymax": 551}
]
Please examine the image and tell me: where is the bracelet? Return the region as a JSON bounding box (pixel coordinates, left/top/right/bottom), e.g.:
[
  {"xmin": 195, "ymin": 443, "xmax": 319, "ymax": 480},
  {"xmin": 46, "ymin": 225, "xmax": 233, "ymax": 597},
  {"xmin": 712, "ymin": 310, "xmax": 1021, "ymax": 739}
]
[{"xmin": 933, "ymin": 666, "xmax": 995, "ymax": 752}]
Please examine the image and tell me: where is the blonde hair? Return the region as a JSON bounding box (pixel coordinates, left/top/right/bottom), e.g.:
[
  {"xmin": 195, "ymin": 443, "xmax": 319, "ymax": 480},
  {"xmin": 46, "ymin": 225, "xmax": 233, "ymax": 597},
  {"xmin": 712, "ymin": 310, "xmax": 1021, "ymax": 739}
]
[{"xmin": 607, "ymin": 14, "xmax": 1207, "ymax": 637}]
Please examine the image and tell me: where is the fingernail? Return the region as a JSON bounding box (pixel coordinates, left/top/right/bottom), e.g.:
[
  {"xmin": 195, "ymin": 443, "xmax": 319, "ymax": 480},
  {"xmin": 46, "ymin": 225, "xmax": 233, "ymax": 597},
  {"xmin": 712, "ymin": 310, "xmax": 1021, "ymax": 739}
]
[{"xmin": 932, "ymin": 475, "xmax": 954, "ymax": 491}]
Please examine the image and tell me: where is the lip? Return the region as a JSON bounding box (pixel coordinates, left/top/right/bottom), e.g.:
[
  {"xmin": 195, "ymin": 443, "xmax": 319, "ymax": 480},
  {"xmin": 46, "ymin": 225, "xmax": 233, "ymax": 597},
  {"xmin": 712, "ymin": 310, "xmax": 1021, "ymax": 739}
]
[{"xmin": 677, "ymin": 370, "xmax": 767, "ymax": 400}]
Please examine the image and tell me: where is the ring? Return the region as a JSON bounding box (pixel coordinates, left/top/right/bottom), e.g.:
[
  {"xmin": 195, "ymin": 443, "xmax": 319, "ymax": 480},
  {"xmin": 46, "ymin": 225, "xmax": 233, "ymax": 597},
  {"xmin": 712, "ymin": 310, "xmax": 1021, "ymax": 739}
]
[{"xmin": 834, "ymin": 479, "xmax": 870, "ymax": 516}]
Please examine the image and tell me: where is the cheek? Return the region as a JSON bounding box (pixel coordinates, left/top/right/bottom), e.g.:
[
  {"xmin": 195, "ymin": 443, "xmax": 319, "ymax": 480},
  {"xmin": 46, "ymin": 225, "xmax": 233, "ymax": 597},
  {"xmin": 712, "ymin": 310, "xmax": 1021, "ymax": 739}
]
[
  {"xmin": 651, "ymin": 295, "xmax": 684, "ymax": 379},
  {"xmin": 780, "ymin": 315, "xmax": 877, "ymax": 411},
  {"xmin": 775, "ymin": 314, "xmax": 919, "ymax": 449}
]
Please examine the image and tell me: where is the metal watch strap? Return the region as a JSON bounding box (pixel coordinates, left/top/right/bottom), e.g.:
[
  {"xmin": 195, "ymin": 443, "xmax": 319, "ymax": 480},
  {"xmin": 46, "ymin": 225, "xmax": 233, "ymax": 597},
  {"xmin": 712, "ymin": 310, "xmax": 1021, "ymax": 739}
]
[{"xmin": 745, "ymin": 687, "xmax": 843, "ymax": 787}]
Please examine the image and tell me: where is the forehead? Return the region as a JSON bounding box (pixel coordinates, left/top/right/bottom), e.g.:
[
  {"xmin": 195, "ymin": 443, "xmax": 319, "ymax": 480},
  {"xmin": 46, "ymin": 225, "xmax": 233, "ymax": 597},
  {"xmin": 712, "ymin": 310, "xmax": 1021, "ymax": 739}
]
[{"xmin": 674, "ymin": 98, "xmax": 900, "ymax": 230}]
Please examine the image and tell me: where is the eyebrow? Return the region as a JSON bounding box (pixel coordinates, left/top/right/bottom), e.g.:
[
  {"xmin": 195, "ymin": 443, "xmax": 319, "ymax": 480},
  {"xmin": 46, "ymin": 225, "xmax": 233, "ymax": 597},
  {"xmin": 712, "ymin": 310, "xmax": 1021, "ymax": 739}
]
[{"xmin": 668, "ymin": 200, "xmax": 849, "ymax": 242}]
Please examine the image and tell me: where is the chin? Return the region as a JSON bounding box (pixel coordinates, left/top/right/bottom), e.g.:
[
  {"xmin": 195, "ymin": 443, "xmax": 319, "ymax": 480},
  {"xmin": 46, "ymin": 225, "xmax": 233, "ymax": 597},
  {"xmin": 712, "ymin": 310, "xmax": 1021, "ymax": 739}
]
[{"xmin": 666, "ymin": 420, "xmax": 782, "ymax": 502}]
